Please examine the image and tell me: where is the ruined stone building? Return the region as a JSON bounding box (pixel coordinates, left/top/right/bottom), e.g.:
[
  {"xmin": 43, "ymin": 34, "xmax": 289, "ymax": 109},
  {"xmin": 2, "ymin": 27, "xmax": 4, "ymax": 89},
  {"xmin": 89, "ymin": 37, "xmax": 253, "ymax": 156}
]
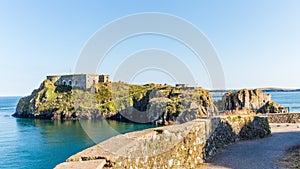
[{"xmin": 46, "ymin": 74, "xmax": 110, "ymax": 90}]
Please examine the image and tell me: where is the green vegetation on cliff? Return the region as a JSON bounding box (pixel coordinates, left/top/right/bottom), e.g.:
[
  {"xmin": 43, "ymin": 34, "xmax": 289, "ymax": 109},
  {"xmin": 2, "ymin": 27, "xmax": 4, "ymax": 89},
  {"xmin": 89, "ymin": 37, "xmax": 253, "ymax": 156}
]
[
  {"xmin": 15, "ymin": 80, "xmax": 74, "ymax": 119},
  {"xmin": 13, "ymin": 80, "xmax": 217, "ymax": 124}
]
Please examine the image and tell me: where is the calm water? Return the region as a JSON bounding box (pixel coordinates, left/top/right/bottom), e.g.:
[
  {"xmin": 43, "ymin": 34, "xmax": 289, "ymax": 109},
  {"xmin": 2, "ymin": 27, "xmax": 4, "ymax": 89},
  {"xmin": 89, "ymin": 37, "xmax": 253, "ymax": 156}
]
[
  {"xmin": 1, "ymin": 92, "xmax": 300, "ymax": 169},
  {"xmin": 0, "ymin": 97, "xmax": 154, "ymax": 169},
  {"xmin": 266, "ymin": 91, "xmax": 300, "ymax": 112}
]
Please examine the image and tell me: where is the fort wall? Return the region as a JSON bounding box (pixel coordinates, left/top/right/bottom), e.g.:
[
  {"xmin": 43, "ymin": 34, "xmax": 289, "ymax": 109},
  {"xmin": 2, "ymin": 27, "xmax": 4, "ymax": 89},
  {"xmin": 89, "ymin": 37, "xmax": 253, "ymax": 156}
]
[{"xmin": 46, "ymin": 74, "xmax": 110, "ymax": 90}]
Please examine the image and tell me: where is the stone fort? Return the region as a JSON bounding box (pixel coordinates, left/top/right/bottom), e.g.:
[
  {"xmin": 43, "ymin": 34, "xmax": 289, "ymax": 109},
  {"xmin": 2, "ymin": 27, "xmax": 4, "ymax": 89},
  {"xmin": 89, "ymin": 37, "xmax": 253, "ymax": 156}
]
[{"xmin": 47, "ymin": 74, "xmax": 110, "ymax": 90}]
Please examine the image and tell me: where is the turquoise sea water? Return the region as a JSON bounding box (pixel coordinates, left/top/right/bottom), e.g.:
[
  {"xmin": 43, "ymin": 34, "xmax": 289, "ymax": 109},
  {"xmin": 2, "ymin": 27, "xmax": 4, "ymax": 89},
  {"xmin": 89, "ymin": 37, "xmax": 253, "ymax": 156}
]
[
  {"xmin": 265, "ymin": 91, "xmax": 300, "ymax": 112},
  {"xmin": 1, "ymin": 92, "xmax": 299, "ymax": 169},
  {"xmin": 0, "ymin": 97, "xmax": 154, "ymax": 169}
]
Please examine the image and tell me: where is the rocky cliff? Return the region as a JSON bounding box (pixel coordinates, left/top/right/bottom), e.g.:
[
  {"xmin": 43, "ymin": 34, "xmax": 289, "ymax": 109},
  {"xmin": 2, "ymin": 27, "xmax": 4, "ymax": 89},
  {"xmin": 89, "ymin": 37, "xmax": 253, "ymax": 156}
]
[
  {"xmin": 13, "ymin": 80, "xmax": 217, "ymax": 124},
  {"xmin": 220, "ymin": 89, "xmax": 288, "ymax": 113}
]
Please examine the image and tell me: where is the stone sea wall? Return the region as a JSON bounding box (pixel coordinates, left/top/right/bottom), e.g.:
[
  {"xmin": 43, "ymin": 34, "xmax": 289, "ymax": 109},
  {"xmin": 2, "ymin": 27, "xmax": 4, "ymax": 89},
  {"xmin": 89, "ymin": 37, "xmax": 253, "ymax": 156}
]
[
  {"xmin": 55, "ymin": 115, "xmax": 270, "ymax": 169},
  {"xmin": 267, "ymin": 113, "xmax": 300, "ymax": 123}
]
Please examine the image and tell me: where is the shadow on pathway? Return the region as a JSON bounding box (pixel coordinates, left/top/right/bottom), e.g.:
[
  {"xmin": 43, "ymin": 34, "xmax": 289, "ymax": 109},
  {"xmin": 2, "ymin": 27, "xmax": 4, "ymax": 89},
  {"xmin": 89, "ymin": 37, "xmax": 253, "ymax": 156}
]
[{"xmin": 203, "ymin": 123, "xmax": 300, "ymax": 169}]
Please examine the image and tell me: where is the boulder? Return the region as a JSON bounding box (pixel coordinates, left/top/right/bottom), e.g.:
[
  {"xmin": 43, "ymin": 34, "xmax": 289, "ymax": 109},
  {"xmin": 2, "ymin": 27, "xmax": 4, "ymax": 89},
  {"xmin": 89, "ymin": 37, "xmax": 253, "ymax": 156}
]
[
  {"xmin": 220, "ymin": 89, "xmax": 287, "ymax": 114},
  {"xmin": 257, "ymin": 101, "xmax": 288, "ymax": 113},
  {"xmin": 222, "ymin": 89, "xmax": 271, "ymax": 111}
]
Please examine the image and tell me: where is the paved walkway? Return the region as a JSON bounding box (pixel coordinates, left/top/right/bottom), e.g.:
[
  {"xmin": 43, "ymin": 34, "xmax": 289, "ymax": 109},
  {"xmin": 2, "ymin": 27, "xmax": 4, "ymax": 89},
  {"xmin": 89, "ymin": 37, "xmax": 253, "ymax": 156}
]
[{"xmin": 203, "ymin": 123, "xmax": 300, "ymax": 169}]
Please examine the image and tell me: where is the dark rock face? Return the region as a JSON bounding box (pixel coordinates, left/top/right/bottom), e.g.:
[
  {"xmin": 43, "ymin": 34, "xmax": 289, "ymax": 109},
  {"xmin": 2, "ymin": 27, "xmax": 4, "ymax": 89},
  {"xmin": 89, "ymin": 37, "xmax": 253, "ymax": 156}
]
[
  {"xmin": 257, "ymin": 101, "xmax": 288, "ymax": 114},
  {"xmin": 13, "ymin": 80, "xmax": 218, "ymax": 124},
  {"xmin": 222, "ymin": 89, "xmax": 271, "ymax": 111},
  {"xmin": 98, "ymin": 86, "xmax": 219, "ymax": 124},
  {"xmin": 220, "ymin": 89, "xmax": 287, "ymax": 113}
]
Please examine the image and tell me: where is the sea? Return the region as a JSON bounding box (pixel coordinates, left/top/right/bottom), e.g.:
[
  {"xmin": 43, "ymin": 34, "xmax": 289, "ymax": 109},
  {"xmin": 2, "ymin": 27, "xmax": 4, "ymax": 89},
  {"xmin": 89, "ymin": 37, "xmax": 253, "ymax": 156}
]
[
  {"xmin": 0, "ymin": 91, "xmax": 300, "ymax": 169},
  {"xmin": 0, "ymin": 97, "xmax": 154, "ymax": 169}
]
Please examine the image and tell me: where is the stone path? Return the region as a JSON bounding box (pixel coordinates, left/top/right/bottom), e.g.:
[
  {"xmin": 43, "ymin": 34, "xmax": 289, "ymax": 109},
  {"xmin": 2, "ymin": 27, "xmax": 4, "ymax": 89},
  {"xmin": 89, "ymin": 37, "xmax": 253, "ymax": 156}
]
[{"xmin": 203, "ymin": 123, "xmax": 300, "ymax": 169}]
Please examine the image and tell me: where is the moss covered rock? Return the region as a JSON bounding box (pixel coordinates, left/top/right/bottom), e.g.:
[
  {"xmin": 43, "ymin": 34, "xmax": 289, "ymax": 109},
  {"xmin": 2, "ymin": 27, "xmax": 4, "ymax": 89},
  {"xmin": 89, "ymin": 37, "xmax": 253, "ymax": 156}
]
[{"xmin": 13, "ymin": 80, "xmax": 218, "ymax": 124}]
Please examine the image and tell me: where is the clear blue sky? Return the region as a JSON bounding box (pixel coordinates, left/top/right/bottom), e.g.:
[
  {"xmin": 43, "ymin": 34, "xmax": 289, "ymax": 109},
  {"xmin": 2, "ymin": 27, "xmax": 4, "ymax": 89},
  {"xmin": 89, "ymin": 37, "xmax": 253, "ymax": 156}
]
[{"xmin": 1, "ymin": 1, "xmax": 300, "ymax": 96}]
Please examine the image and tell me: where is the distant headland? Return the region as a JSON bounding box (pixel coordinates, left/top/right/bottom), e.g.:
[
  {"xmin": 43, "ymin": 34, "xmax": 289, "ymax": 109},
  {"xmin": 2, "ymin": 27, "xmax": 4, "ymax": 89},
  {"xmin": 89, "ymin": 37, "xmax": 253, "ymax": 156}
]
[{"xmin": 210, "ymin": 87, "xmax": 300, "ymax": 93}]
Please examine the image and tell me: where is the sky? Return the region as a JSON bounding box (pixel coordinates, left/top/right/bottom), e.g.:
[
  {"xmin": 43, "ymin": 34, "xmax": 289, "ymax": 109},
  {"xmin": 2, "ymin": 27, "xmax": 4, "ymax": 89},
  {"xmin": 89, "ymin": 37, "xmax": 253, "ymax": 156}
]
[{"xmin": 1, "ymin": 1, "xmax": 300, "ymax": 96}]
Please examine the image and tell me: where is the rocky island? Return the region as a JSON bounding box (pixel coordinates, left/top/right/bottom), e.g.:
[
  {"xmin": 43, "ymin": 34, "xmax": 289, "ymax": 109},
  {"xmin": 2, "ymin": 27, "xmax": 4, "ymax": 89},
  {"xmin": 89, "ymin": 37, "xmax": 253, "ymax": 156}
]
[
  {"xmin": 13, "ymin": 74, "xmax": 218, "ymax": 125},
  {"xmin": 13, "ymin": 74, "xmax": 290, "ymax": 125}
]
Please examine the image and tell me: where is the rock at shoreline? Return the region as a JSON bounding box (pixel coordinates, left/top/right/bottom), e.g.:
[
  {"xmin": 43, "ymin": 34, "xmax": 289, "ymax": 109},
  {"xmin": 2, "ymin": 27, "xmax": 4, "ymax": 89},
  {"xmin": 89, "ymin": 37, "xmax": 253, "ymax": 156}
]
[
  {"xmin": 257, "ymin": 101, "xmax": 288, "ymax": 114},
  {"xmin": 13, "ymin": 80, "xmax": 77, "ymax": 119},
  {"xmin": 220, "ymin": 89, "xmax": 288, "ymax": 113},
  {"xmin": 13, "ymin": 80, "xmax": 217, "ymax": 124}
]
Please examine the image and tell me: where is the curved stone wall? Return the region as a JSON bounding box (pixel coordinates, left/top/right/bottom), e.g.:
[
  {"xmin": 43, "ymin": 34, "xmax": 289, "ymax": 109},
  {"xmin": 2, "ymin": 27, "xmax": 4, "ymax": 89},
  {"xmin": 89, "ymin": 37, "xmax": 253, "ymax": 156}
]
[{"xmin": 55, "ymin": 115, "xmax": 270, "ymax": 169}]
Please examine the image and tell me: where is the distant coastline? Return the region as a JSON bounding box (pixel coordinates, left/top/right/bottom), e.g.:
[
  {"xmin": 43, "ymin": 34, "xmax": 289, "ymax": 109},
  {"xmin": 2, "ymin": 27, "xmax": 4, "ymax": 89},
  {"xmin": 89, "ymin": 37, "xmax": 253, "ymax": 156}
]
[{"xmin": 261, "ymin": 88, "xmax": 300, "ymax": 92}]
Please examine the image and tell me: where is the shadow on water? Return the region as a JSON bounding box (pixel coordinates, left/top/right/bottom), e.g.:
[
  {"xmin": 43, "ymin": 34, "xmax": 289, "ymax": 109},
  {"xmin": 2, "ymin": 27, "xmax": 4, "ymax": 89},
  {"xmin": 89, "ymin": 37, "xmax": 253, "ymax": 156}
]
[{"xmin": 79, "ymin": 119, "xmax": 155, "ymax": 144}]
